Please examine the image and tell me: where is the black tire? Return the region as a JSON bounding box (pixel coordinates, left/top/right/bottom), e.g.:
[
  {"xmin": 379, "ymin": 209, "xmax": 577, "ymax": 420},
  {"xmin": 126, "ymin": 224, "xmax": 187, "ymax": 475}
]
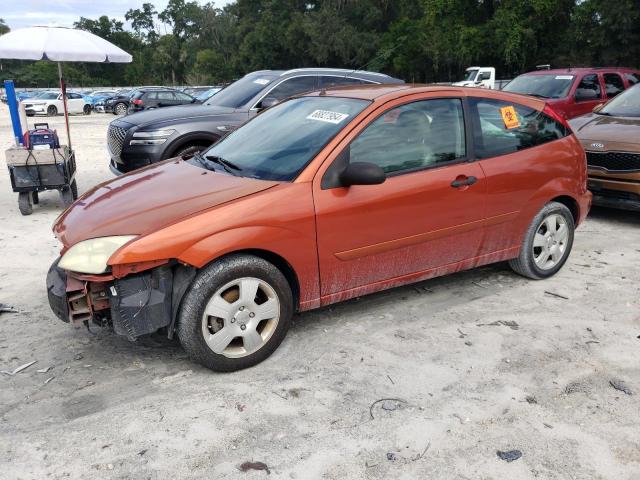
[
  {"xmin": 47, "ymin": 105, "xmax": 57, "ymax": 116},
  {"xmin": 70, "ymin": 179, "xmax": 78, "ymax": 200},
  {"xmin": 18, "ymin": 192, "xmax": 33, "ymax": 215},
  {"xmin": 175, "ymin": 144, "xmax": 207, "ymax": 159},
  {"xmin": 32, "ymin": 191, "xmax": 39, "ymax": 205},
  {"xmin": 114, "ymin": 103, "xmax": 127, "ymax": 115},
  {"xmin": 509, "ymin": 201, "xmax": 575, "ymax": 280},
  {"xmin": 177, "ymin": 254, "xmax": 293, "ymax": 372},
  {"xmin": 83, "ymin": 104, "xmax": 91, "ymax": 115}
]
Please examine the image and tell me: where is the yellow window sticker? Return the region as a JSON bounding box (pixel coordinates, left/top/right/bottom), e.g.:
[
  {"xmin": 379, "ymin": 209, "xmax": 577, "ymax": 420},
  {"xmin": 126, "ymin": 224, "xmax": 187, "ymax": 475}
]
[{"xmin": 500, "ymin": 106, "xmax": 520, "ymax": 129}]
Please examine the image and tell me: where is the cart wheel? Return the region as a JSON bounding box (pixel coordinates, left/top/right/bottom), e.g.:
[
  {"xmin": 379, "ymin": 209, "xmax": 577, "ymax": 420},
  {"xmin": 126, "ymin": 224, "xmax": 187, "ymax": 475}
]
[
  {"xmin": 70, "ymin": 180, "xmax": 78, "ymax": 200},
  {"xmin": 32, "ymin": 191, "xmax": 39, "ymax": 205},
  {"xmin": 18, "ymin": 192, "xmax": 33, "ymax": 215},
  {"xmin": 60, "ymin": 186, "xmax": 75, "ymax": 208}
]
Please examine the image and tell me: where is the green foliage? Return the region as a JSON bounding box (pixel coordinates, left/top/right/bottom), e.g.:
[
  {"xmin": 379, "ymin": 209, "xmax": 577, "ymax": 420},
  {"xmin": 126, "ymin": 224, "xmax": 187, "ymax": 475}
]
[{"xmin": 0, "ymin": 1, "xmax": 638, "ymax": 88}]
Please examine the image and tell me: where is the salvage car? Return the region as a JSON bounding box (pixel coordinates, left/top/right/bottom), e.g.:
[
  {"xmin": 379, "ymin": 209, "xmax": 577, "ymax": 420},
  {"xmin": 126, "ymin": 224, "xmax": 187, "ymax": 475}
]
[
  {"xmin": 107, "ymin": 68, "xmax": 404, "ymax": 174},
  {"xmin": 570, "ymin": 84, "xmax": 640, "ymax": 211},
  {"xmin": 503, "ymin": 67, "xmax": 640, "ymax": 119},
  {"xmin": 47, "ymin": 85, "xmax": 591, "ymax": 371}
]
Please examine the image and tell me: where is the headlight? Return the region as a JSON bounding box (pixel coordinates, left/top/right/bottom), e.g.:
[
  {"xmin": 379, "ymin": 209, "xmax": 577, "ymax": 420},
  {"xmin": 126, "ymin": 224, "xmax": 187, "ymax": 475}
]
[
  {"xmin": 58, "ymin": 236, "xmax": 137, "ymax": 274},
  {"xmin": 130, "ymin": 129, "xmax": 175, "ymax": 146}
]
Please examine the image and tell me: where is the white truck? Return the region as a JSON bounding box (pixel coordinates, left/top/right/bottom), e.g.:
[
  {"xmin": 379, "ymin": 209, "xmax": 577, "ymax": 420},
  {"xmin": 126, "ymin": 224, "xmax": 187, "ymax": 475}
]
[{"xmin": 452, "ymin": 67, "xmax": 511, "ymax": 90}]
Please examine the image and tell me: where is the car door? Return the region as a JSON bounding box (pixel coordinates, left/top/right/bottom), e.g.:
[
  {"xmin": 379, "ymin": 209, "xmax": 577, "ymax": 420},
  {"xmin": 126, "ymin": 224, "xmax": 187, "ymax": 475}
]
[
  {"xmin": 468, "ymin": 96, "xmax": 574, "ymax": 254},
  {"xmin": 571, "ymin": 73, "xmax": 604, "ymax": 117},
  {"xmin": 67, "ymin": 93, "xmax": 83, "ymax": 113},
  {"xmin": 312, "ymin": 96, "xmax": 486, "ymax": 300}
]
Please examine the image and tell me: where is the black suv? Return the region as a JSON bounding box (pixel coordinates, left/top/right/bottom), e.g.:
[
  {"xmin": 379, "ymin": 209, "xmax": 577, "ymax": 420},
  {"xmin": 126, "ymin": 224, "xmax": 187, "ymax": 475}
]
[
  {"xmin": 107, "ymin": 68, "xmax": 404, "ymax": 174},
  {"xmin": 128, "ymin": 88, "xmax": 197, "ymax": 114},
  {"xmin": 104, "ymin": 87, "xmax": 166, "ymax": 115}
]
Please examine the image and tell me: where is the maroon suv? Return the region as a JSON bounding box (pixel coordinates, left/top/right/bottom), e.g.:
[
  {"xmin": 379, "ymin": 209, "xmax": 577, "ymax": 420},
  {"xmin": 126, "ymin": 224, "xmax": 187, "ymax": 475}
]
[{"xmin": 503, "ymin": 68, "xmax": 640, "ymax": 119}]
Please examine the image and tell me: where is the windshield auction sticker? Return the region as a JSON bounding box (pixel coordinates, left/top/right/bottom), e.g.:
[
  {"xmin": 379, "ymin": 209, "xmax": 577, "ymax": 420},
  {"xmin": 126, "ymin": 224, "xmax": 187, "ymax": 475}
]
[
  {"xmin": 500, "ymin": 106, "xmax": 520, "ymax": 129},
  {"xmin": 253, "ymin": 78, "xmax": 270, "ymax": 85},
  {"xmin": 306, "ymin": 110, "xmax": 349, "ymax": 124},
  {"xmin": 555, "ymin": 75, "xmax": 574, "ymax": 80}
]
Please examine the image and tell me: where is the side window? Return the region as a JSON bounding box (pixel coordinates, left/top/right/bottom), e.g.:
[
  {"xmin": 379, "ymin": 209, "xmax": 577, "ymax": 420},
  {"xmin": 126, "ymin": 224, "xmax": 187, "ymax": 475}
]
[
  {"xmin": 470, "ymin": 98, "xmax": 568, "ymax": 159},
  {"xmin": 604, "ymin": 73, "xmax": 625, "ymax": 98},
  {"xmin": 575, "ymin": 74, "xmax": 601, "ymax": 101},
  {"xmin": 145, "ymin": 92, "xmax": 158, "ymax": 100},
  {"xmin": 319, "ymin": 76, "xmax": 365, "ymax": 89},
  {"xmin": 68, "ymin": 93, "xmax": 81, "ymax": 99},
  {"xmin": 625, "ymin": 73, "xmax": 640, "ymax": 85},
  {"xmin": 348, "ymin": 99, "xmax": 466, "ymax": 175},
  {"xmin": 157, "ymin": 91, "xmax": 175, "ymax": 100},
  {"xmin": 175, "ymin": 92, "xmax": 193, "ymax": 101},
  {"xmin": 266, "ymin": 76, "xmax": 316, "ymax": 102}
]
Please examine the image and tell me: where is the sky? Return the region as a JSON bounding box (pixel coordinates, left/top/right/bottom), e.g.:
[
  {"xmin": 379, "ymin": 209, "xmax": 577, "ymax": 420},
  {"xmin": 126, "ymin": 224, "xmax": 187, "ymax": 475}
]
[{"xmin": 2, "ymin": 0, "xmax": 233, "ymax": 30}]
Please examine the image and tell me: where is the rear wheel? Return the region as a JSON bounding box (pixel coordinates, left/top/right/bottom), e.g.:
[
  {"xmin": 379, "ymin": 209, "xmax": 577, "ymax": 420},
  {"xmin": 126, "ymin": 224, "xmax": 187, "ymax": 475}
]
[
  {"xmin": 47, "ymin": 105, "xmax": 57, "ymax": 116},
  {"xmin": 18, "ymin": 192, "xmax": 33, "ymax": 215},
  {"xmin": 509, "ymin": 201, "xmax": 575, "ymax": 279},
  {"xmin": 114, "ymin": 103, "xmax": 127, "ymax": 115},
  {"xmin": 83, "ymin": 104, "xmax": 91, "ymax": 115},
  {"xmin": 178, "ymin": 254, "xmax": 293, "ymax": 372}
]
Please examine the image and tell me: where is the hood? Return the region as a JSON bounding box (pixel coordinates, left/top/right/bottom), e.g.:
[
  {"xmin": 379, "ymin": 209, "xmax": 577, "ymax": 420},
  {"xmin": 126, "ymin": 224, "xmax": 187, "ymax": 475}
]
[
  {"xmin": 120, "ymin": 104, "xmax": 237, "ymax": 127},
  {"xmin": 54, "ymin": 159, "xmax": 278, "ymax": 247},
  {"xmin": 569, "ymin": 113, "xmax": 640, "ymax": 146}
]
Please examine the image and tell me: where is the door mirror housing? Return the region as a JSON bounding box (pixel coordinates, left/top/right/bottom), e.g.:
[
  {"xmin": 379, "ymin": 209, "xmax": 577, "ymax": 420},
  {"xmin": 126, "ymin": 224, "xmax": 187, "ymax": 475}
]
[
  {"xmin": 340, "ymin": 162, "xmax": 386, "ymax": 187},
  {"xmin": 258, "ymin": 96, "xmax": 279, "ymax": 110}
]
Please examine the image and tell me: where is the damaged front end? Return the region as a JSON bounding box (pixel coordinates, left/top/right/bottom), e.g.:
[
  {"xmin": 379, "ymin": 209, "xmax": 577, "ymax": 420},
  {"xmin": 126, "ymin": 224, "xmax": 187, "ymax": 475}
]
[{"xmin": 46, "ymin": 259, "xmax": 195, "ymax": 340}]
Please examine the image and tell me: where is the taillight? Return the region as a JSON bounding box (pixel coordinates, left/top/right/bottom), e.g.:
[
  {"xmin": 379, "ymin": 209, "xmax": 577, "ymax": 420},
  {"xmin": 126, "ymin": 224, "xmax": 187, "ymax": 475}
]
[
  {"xmin": 543, "ymin": 104, "xmax": 572, "ymax": 133},
  {"xmin": 132, "ymin": 99, "xmax": 143, "ymax": 105}
]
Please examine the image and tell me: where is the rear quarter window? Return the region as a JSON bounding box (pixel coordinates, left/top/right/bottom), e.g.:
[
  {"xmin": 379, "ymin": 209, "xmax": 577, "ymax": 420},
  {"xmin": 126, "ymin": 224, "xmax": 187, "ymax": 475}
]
[{"xmin": 470, "ymin": 98, "xmax": 569, "ymax": 159}]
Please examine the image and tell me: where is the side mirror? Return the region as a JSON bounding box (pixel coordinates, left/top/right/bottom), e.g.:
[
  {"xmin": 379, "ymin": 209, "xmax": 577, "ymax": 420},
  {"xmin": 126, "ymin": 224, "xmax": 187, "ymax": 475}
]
[
  {"xmin": 258, "ymin": 97, "xmax": 279, "ymax": 110},
  {"xmin": 340, "ymin": 162, "xmax": 386, "ymax": 187},
  {"xmin": 592, "ymin": 103, "xmax": 604, "ymax": 113}
]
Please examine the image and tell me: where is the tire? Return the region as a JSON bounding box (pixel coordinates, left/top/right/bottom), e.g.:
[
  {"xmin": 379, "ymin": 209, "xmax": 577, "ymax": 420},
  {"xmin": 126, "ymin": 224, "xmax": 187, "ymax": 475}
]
[
  {"xmin": 114, "ymin": 103, "xmax": 127, "ymax": 115},
  {"xmin": 177, "ymin": 254, "xmax": 293, "ymax": 372},
  {"xmin": 32, "ymin": 191, "xmax": 39, "ymax": 205},
  {"xmin": 83, "ymin": 104, "xmax": 91, "ymax": 115},
  {"xmin": 175, "ymin": 144, "xmax": 207, "ymax": 159},
  {"xmin": 509, "ymin": 201, "xmax": 575, "ymax": 280},
  {"xmin": 18, "ymin": 192, "xmax": 33, "ymax": 215},
  {"xmin": 47, "ymin": 105, "xmax": 57, "ymax": 116},
  {"xmin": 70, "ymin": 179, "xmax": 78, "ymax": 200}
]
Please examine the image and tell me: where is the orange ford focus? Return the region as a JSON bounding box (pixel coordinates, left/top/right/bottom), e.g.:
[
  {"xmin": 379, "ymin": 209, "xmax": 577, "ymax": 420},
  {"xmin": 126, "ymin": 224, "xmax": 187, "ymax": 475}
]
[{"xmin": 47, "ymin": 85, "xmax": 591, "ymax": 371}]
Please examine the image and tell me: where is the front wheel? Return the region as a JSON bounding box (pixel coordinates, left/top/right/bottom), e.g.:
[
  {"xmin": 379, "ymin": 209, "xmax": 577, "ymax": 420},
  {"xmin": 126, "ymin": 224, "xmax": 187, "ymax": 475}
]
[
  {"xmin": 509, "ymin": 201, "xmax": 575, "ymax": 279},
  {"xmin": 47, "ymin": 105, "xmax": 58, "ymax": 116},
  {"xmin": 177, "ymin": 254, "xmax": 293, "ymax": 372}
]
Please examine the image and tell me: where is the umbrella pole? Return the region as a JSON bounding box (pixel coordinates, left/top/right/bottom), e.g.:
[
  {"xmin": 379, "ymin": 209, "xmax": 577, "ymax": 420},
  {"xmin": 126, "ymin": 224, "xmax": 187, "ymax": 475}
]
[{"xmin": 58, "ymin": 62, "xmax": 72, "ymax": 149}]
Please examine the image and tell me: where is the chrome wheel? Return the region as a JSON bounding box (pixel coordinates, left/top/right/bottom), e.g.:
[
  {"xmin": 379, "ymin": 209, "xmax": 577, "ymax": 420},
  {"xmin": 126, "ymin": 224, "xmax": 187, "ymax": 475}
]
[
  {"xmin": 201, "ymin": 277, "xmax": 280, "ymax": 358},
  {"xmin": 115, "ymin": 103, "xmax": 127, "ymax": 115},
  {"xmin": 532, "ymin": 214, "xmax": 569, "ymax": 270}
]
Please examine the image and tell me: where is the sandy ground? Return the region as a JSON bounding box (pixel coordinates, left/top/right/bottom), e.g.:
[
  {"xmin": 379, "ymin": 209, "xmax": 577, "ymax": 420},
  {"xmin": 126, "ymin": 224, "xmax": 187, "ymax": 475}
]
[{"xmin": 0, "ymin": 102, "xmax": 638, "ymax": 480}]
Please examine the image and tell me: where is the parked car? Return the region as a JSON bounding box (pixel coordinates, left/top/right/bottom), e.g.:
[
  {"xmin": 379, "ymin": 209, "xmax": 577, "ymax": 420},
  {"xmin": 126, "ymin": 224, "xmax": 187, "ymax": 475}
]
[
  {"xmin": 127, "ymin": 88, "xmax": 197, "ymax": 114},
  {"xmin": 23, "ymin": 91, "xmax": 91, "ymax": 116},
  {"xmin": 570, "ymin": 84, "xmax": 640, "ymax": 211},
  {"xmin": 183, "ymin": 86, "xmax": 215, "ymax": 96},
  {"xmin": 195, "ymin": 87, "xmax": 222, "ymax": 102},
  {"xmin": 503, "ymin": 67, "xmax": 640, "ymax": 119},
  {"xmin": 107, "ymin": 68, "xmax": 404, "ymax": 174},
  {"xmin": 48, "ymin": 85, "xmax": 591, "ymax": 371},
  {"xmin": 103, "ymin": 89, "xmax": 134, "ymax": 115}
]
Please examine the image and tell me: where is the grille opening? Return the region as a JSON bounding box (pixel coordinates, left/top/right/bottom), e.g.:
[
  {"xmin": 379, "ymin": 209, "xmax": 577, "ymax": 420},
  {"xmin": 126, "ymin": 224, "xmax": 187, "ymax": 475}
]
[{"xmin": 587, "ymin": 151, "xmax": 640, "ymax": 173}]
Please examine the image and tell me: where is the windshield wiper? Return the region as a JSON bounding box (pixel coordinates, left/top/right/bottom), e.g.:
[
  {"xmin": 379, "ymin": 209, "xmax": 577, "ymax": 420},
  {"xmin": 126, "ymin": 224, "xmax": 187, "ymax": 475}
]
[
  {"xmin": 192, "ymin": 152, "xmax": 216, "ymax": 171},
  {"xmin": 205, "ymin": 155, "xmax": 242, "ymax": 175},
  {"xmin": 527, "ymin": 93, "xmax": 550, "ymax": 99},
  {"xmin": 594, "ymin": 111, "xmax": 611, "ymax": 116}
]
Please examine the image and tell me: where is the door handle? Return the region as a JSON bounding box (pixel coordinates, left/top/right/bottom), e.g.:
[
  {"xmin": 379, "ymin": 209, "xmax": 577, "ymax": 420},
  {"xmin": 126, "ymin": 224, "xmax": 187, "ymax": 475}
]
[{"xmin": 451, "ymin": 176, "xmax": 478, "ymax": 188}]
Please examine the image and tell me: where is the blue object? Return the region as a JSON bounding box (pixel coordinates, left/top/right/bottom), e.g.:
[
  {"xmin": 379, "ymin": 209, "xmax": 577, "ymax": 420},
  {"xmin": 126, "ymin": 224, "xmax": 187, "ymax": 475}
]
[
  {"xmin": 26, "ymin": 125, "xmax": 60, "ymax": 150},
  {"xmin": 4, "ymin": 80, "xmax": 23, "ymax": 145}
]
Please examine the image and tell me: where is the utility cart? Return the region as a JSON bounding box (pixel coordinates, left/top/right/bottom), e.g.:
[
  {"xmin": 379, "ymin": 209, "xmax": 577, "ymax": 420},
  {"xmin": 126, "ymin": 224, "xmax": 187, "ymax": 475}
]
[{"xmin": 5, "ymin": 144, "xmax": 78, "ymax": 215}]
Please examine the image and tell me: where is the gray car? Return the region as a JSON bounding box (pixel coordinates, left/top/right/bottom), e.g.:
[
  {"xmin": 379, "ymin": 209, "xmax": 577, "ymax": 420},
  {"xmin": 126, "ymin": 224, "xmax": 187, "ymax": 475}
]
[{"xmin": 107, "ymin": 68, "xmax": 404, "ymax": 174}]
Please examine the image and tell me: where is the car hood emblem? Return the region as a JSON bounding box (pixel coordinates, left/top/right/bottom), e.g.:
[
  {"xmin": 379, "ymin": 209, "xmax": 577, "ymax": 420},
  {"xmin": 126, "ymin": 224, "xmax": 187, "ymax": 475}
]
[{"xmin": 590, "ymin": 142, "xmax": 604, "ymax": 149}]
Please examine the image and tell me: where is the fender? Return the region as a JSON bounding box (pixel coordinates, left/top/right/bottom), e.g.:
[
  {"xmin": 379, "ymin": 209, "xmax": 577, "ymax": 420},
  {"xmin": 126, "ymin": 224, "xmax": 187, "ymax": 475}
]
[
  {"xmin": 163, "ymin": 131, "xmax": 221, "ymax": 159},
  {"xmin": 177, "ymin": 225, "xmax": 320, "ymax": 310}
]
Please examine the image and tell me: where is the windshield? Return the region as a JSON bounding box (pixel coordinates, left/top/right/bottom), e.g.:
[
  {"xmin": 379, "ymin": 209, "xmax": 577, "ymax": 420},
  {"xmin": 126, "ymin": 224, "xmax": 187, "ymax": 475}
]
[
  {"xmin": 38, "ymin": 92, "xmax": 59, "ymax": 100},
  {"xmin": 197, "ymin": 87, "xmax": 221, "ymax": 101},
  {"xmin": 196, "ymin": 97, "xmax": 370, "ymax": 181},
  {"xmin": 204, "ymin": 73, "xmax": 279, "ymax": 108},
  {"xmin": 600, "ymin": 84, "xmax": 640, "ymax": 117},
  {"xmin": 504, "ymin": 74, "xmax": 574, "ymax": 99},
  {"xmin": 463, "ymin": 69, "xmax": 478, "ymax": 82}
]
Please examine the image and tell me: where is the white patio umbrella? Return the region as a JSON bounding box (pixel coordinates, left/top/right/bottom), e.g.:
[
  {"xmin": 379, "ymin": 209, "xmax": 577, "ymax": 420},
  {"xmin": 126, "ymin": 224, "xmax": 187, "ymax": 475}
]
[{"xmin": 0, "ymin": 25, "xmax": 132, "ymax": 147}]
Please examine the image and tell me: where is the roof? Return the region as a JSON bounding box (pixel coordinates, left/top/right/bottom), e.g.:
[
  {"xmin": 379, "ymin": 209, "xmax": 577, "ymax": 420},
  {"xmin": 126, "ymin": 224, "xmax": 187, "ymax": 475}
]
[{"xmin": 523, "ymin": 67, "xmax": 639, "ymax": 76}]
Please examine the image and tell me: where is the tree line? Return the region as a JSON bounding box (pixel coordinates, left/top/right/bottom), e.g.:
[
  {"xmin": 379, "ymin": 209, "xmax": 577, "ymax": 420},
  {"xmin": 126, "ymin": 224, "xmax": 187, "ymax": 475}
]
[{"xmin": 0, "ymin": 0, "xmax": 638, "ymax": 89}]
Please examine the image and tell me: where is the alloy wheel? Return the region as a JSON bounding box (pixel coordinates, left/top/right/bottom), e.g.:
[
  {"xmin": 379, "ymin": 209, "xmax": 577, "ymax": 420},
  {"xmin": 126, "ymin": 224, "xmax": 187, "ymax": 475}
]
[
  {"xmin": 201, "ymin": 277, "xmax": 280, "ymax": 358},
  {"xmin": 532, "ymin": 213, "xmax": 569, "ymax": 270}
]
